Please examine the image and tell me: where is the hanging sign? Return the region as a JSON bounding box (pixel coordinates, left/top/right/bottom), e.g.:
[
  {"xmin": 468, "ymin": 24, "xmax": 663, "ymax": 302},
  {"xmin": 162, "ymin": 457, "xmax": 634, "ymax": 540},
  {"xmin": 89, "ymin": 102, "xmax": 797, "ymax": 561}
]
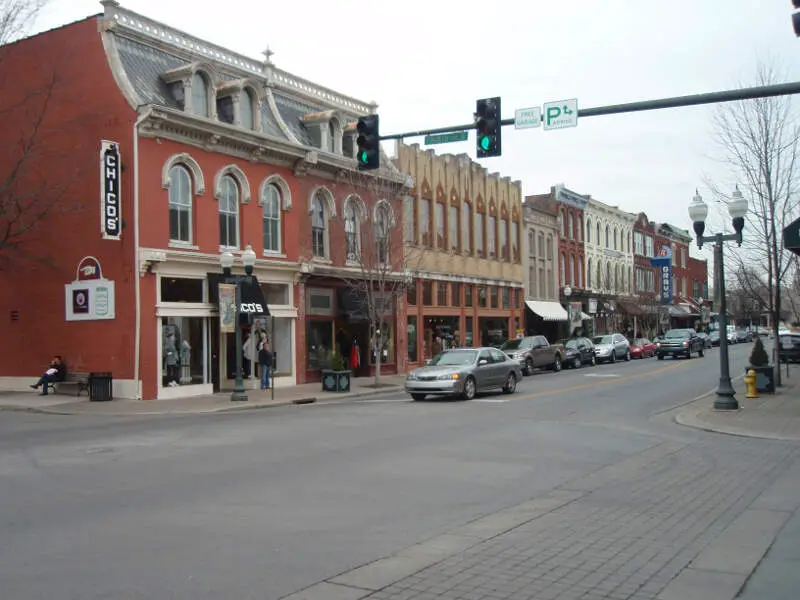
[
  {"xmin": 649, "ymin": 247, "xmax": 672, "ymax": 305},
  {"xmin": 219, "ymin": 283, "xmax": 236, "ymax": 333},
  {"xmin": 100, "ymin": 140, "xmax": 122, "ymax": 240},
  {"xmin": 64, "ymin": 256, "xmax": 116, "ymax": 321}
]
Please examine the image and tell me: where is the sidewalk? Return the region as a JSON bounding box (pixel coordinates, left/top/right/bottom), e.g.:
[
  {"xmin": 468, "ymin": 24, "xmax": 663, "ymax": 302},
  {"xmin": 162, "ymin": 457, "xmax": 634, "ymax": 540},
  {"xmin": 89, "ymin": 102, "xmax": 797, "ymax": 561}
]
[
  {"xmin": 0, "ymin": 374, "xmax": 406, "ymax": 416},
  {"xmin": 675, "ymin": 374, "xmax": 800, "ymax": 442}
]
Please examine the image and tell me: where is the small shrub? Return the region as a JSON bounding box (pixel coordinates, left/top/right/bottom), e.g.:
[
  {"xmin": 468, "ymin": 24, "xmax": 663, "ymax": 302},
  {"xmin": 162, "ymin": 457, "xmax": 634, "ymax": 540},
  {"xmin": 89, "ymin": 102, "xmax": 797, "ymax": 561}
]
[
  {"xmin": 330, "ymin": 351, "xmax": 345, "ymax": 372},
  {"xmin": 749, "ymin": 337, "xmax": 769, "ymax": 367}
]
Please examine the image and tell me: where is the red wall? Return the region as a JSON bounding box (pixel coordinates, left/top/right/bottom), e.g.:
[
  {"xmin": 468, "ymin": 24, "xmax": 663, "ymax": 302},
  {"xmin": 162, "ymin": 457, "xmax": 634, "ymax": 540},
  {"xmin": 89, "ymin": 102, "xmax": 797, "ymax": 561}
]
[
  {"xmin": 0, "ymin": 18, "xmax": 137, "ymax": 380},
  {"xmin": 558, "ymin": 205, "xmax": 585, "ymax": 289}
]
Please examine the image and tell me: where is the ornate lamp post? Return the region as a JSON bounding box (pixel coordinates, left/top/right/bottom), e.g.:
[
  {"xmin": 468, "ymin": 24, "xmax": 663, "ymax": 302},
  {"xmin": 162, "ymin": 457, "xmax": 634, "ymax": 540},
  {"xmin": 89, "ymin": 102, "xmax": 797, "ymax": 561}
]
[
  {"xmin": 688, "ymin": 187, "xmax": 748, "ymax": 410},
  {"xmin": 220, "ymin": 245, "xmax": 257, "ymax": 402}
]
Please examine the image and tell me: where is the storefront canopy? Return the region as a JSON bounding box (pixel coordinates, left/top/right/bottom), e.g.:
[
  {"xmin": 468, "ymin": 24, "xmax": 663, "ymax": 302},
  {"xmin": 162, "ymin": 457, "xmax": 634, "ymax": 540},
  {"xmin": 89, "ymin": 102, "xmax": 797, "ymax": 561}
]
[
  {"xmin": 525, "ymin": 300, "xmax": 569, "ymax": 322},
  {"xmin": 207, "ymin": 273, "xmax": 270, "ymax": 315}
]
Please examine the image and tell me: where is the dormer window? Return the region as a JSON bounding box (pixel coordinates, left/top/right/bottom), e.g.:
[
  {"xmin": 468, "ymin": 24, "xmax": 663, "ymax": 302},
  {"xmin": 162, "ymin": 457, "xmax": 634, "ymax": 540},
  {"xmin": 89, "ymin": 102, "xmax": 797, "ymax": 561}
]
[
  {"xmin": 302, "ymin": 111, "xmax": 346, "ymax": 155},
  {"xmin": 217, "ymin": 96, "xmax": 234, "ymax": 124},
  {"xmin": 215, "ymin": 80, "xmax": 261, "ymax": 130},
  {"xmin": 191, "ymin": 72, "xmax": 210, "ymax": 117},
  {"xmin": 241, "ymin": 89, "xmax": 255, "ymax": 130}
]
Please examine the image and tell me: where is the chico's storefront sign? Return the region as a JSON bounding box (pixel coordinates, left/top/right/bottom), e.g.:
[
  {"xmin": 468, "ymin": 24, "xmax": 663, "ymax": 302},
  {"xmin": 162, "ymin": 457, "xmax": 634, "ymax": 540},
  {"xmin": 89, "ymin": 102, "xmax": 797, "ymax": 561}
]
[
  {"xmin": 240, "ymin": 303, "xmax": 265, "ymax": 313},
  {"xmin": 100, "ymin": 140, "xmax": 121, "ymax": 241}
]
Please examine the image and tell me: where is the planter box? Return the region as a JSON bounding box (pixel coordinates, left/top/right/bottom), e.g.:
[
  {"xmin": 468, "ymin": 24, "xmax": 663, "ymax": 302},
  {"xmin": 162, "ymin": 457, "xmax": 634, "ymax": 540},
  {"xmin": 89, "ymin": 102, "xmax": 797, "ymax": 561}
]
[
  {"xmin": 746, "ymin": 364, "xmax": 775, "ymax": 393},
  {"xmin": 321, "ymin": 369, "xmax": 351, "ymax": 393}
]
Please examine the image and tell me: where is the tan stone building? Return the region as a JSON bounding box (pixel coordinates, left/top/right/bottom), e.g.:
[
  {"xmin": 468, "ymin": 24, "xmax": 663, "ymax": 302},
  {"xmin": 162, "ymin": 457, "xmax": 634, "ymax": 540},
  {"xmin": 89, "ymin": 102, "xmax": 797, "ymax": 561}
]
[
  {"xmin": 522, "ymin": 197, "xmax": 566, "ymax": 337},
  {"xmin": 394, "ymin": 141, "xmax": 524, "ymax": 364}
]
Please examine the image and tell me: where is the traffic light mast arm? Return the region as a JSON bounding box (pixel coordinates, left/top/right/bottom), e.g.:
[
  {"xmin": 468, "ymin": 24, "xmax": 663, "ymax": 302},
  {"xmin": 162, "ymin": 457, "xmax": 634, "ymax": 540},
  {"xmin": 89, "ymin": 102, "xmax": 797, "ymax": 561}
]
[{"xmin": 378, "ymin": 81, "xmax": 800, "ymax": 141}]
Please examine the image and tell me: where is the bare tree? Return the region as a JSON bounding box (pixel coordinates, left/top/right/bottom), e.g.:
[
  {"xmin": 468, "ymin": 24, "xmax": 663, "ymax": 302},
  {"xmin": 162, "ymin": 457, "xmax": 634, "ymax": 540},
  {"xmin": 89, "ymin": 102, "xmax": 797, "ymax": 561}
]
[
  {"xmin": 0, "ymin": 0, "xmax": 92, "ymax": 267},
  {"xmin": 333, "ymin": 169, "xmax": 423, "ymax": 386},
  {"xmin": 707, "ymin": 63, "xmax": 800, "ymax": 383}
]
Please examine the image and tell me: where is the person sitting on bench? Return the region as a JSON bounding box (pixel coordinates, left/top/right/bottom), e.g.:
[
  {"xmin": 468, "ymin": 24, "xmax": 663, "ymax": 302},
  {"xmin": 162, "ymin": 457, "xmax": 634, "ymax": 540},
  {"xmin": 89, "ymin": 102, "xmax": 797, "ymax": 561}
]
[{"xmin": 30, "ymin": 356, "xmax": 66, "ymax": 395}]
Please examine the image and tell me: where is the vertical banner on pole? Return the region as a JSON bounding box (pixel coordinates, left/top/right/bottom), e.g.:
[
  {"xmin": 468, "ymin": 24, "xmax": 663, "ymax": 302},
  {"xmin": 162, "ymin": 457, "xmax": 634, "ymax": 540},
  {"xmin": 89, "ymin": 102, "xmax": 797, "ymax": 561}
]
[
  {"xmin": 219, "ymin": 284, "xmax": 236, "ymax": 333},
  {"xmin": 650, "ymin": 248, "xmax": 673, "ymax": 305}
]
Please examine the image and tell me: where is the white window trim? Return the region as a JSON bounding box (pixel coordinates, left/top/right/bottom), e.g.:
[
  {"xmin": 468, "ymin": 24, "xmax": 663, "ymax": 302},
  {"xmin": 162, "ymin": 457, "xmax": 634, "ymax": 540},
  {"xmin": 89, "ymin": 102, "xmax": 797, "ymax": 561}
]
[
  {"xmin": 213, "ymin": 164, "xmax": 251, "ymax": 205},
  {"xmin": 166, "ymin": 164, "xmax": 195, "ymax": 245},
  {"xmin": 309, "ymin": 186, "xmax": 336, "ymax": 261},
  {"xmin": 217, "ymin": 175, "xmax": 241, "ymax": 250}
]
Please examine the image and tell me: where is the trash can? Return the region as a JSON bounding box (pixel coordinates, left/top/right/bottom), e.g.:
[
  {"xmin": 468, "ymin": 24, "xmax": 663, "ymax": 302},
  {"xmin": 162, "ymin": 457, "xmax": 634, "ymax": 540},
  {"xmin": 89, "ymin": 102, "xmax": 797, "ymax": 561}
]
[{"xmin": 88, "ymin": 372, "xmax": 113, "ymax": 402}]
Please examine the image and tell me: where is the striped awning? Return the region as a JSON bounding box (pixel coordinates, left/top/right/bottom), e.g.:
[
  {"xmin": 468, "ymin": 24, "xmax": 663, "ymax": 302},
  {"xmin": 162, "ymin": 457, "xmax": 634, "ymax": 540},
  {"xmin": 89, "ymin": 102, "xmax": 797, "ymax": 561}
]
[{"xmin": 525, "ymin": 300, "xmax": 569, "ymax": 322}]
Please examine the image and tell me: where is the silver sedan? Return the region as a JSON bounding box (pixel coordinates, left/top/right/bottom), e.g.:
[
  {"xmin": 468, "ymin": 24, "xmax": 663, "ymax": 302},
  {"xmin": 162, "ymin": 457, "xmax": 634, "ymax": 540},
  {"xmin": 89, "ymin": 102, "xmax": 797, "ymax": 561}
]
[{"xmin": 405, "ymin": 347, "xmax": 523, "ymax": 401}]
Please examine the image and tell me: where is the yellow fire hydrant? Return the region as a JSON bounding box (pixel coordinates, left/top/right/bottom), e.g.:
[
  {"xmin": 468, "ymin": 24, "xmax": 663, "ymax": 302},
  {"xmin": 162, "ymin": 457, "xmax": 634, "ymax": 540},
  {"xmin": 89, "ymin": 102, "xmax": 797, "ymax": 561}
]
[{"xmin": 744, "ymin": 369, "xmax": 759, "ymax": 399}]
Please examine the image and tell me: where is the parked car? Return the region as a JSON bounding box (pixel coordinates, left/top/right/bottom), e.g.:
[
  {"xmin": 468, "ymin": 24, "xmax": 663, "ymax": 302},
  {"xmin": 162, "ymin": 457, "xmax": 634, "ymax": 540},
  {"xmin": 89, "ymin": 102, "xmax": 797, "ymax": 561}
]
[
  {"xmin": 628, "ymin": 338, "xmax": 657, "ymax": 359},
  {"xmin": 696, "ymin": 332, "xmax": 713, "ymax": 349},
  {"xmin": 778, "ymin": 334, "xmax": 800, "ymax": 363},
  {"xmin": 405, "ymin": 347, "xmax": 523, "ymax": 401},
  {"xmin": 657, "ymin": 329, "xmax": 705, "ymax": 360},
  {"xmin": 709, "ymin": 331, "xmax": 721, "ymax": 346},
  {"xmin": 557, "ymin": 337, "xmax": 597, "ymax": 368},
  {"xmin": 500, "ymin": 335, "xmax": 565, "ymax": 375},
  {"xmin": 735, "ymin": 330, "xmax": 749, "ymax": 344},
  {"xmin": 592, "ymin": 333, "xmax": 631, "ymax": 363}
]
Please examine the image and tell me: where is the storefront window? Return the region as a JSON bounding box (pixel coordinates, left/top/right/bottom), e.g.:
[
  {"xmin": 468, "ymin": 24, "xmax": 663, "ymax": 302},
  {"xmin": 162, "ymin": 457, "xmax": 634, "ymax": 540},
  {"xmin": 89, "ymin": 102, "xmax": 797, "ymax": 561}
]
[
  {"xmin": 436, "ymin": 281, "xmax": 447, "ymax": 306},
  {"xmin": 370, "ymin": 323, "xmax": 394, "ymax": 364},
  {"xmin": 407, "ymin": 316, "xmax": 418, "ymax": 362},
  {"xmin": 422, "ymin": 280, "xmax": 433, "ymax": 305},
  {"xmin": 269, "ymin": 317, "xmax": 293, "ymax": 375},
  {"xmin": 307, "ymin": 320, "xmax": 333, "ymax": 370},
  {"xmin": 465, "ymin": 284, "xmax": 473, "ymax": 308},
  {"xmin": 451, "ymin": 282, "xmax": 461, "ymax": 307},
  {"xmin": 162, "ymin": 317, "xmax": 205, "ymax": 387},
  {"xmin": 161, "ymin": 278, "xmax": 203, "ymax": 303},
  {"xmin": 407, "ymin": 280, "xmax": 416, "ymax": 305}
]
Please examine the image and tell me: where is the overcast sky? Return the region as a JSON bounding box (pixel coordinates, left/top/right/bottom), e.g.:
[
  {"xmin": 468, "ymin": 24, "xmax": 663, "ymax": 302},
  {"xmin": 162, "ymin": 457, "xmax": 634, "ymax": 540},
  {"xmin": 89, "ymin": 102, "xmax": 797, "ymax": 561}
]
[{"xmin": 32, "ymin": 0, "xmax": 800, "ymax": 260}]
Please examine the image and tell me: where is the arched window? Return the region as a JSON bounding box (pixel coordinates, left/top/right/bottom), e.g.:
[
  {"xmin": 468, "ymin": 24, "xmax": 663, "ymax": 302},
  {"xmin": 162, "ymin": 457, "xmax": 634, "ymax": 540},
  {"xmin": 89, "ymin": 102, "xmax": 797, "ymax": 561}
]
[
  {"xmin": 597, "ymin": 262, "xmax": 602, "ymax": 290},
  {"xmin": 219, "ymin": 175, "xmax": 239, "ymax": 248},
  {"xmin": 587, "ymin": 258, "xmax": 592, "ymax": 288},
  {"xmin": 578, "ymin": 215, "xmax": 583, "ymax": 241},
  {"xmin": 586, "ymin": 218, "xmax": 591, "ymax": 244},
  {"xmin": 344, "ymin": 200, "xmax": 360, "ymax": 262},
  {"xmin": 560, "ymin": 254, "xmax": 566, "ymax": 286},
  {"xmin": 545, "ymin": 235, "xmax": 552, "ymax": 258},
  {"xmin": 605, "ymin": 225, "xmax": 610, "ymax": 248},
  {"xmin": 328, "ymin": 121, "xmax": 336, "ymax": 153},
  {"xmin": 500, "ymin": 216, "xmax": 508, "ymax": 259},
  {"xmin": 311, "ymin": 194, "xmax": 326, "ymax": 258},
  {"xmin": 568, "ymin": 213, "xmax": 574, "ymax": 240},
  {"xmin": 168, "ymin": 165, "xmax": 192, "ymax": 243},
  {"xmin": 578, "ymin": 260, "xmax": 583, "ymax": 288},
  {"xmin": 562, "ymin": 211, "xmax": 568, "ymax": 236},
  {"xmin": 262, "ymin": 184, "xmax": 281, "ymax": 253},
  {"xmin": 596, "ymin": 222, "xmax": 601, "ymax": 245},
  {"xmin": 191, "ymin": 72, "xmax": 209, "ymax": 118},
  {"xmin": 461, "ymin": 202, "xmax": 472, "ymax": 254},
  {"xmin": 614, "ymin": 265, "xmax": 620, "ymax": 291},
  {"xmin": 538, "ymin": 232, "xmax": 545, "ymax": 257},
  {"xmin": 614, "ymin": 228, "xmax": 619, "ymax": 250},
  {"xmin": 528, "ymin": 231, "xmax": 535, "ymax": 257},
  {"xmin": 240, "ymin": 89, "xmax": 254, "ymax": 130},
  {"xmin": 569, "ymin": 255, "xmax": 575, "ymax": 285},
  {"xmin": 605, "ymin": 262, "xmax": 611, "ymax": 288},
  {"xmin": 375, "ymin": 203, "xmax": 391, "ymax": 263}
]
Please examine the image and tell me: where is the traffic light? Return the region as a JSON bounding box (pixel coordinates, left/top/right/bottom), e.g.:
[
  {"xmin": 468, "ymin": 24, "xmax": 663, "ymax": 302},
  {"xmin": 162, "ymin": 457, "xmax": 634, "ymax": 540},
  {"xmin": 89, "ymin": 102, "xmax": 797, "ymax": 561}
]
[
  {"xmin": 793, "ymin": 0, "xmax": 800, "ymax": 37},
  {"xmin": 356, "ymin": 114, "xmax": 380, "ymax": 171},
  {"xmin": 475, "ymin": 97, "xmax": 501, "ymax": 158}
]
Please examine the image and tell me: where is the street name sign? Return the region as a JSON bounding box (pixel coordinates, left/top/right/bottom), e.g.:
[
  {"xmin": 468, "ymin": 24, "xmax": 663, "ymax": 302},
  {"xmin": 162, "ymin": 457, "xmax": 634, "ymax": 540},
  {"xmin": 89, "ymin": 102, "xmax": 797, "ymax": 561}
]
[
  {"xmin": 514, "ymin": 107, "xmax": 541, "ymax": 129},
  {"xmin": 543, "ymin": 98, "xmax": 578, "ymax": 130},
  {"xmin": 424, "ymin": 131, "xmax": 468, "ymax": 145}
]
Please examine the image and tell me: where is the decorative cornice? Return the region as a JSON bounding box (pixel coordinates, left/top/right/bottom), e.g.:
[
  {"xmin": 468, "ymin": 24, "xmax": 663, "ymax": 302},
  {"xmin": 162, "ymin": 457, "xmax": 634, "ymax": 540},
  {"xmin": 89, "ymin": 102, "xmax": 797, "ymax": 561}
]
[
  {"xmin": 139, "ymin": 246, "xmax": 301, "ymax": 274},
  {"xmin": 101, "ymin": 2, "xmax": 374, "ymax": 117}
]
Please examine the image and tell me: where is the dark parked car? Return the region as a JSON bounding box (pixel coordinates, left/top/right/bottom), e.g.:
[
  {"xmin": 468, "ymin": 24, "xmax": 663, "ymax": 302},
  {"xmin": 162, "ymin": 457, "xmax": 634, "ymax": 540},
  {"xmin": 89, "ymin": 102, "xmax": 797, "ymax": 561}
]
[
  {"xmin": 657, "ymin": 329, "xmax": 705, "ymax": 360},
  {"xmin": 709, "ymin": 331, "xmax": 720, "ymax": 346},
  {"xmin": 778, "ymin": 334, "xmax": 800, "ymax": 363},
  {"xmin": 557, "ymin": 337, "xmax": 596, "ymax": 368}
]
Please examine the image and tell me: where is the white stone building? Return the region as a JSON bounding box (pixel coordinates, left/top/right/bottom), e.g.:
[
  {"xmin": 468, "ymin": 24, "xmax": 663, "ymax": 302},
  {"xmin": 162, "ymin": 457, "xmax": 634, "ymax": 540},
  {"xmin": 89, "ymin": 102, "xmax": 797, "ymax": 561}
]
[{"xmin": 584, "ymin": 199, "xmax": 636, "ymax": 297}]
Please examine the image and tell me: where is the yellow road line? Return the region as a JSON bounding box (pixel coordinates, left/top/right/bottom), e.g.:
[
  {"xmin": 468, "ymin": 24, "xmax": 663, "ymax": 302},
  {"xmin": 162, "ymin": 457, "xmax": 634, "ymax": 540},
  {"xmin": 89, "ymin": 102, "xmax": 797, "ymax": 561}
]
[{"xmin": 508, "ymin": 361, "xmax": 689, "ymax": 402}]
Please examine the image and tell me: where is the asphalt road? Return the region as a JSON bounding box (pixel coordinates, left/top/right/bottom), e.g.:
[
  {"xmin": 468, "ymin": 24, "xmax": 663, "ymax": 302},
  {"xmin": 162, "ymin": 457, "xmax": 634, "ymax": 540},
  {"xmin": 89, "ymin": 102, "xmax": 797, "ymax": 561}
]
[{"xmin": 0, "ymin": 341, "xmax": 794, "ymax": 600}]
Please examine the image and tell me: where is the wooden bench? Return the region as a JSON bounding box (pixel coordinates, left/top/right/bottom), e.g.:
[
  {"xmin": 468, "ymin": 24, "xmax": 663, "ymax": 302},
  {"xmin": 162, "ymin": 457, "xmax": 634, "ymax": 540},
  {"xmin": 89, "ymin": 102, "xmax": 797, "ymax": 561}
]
[{"xmin": 49, "ymin": 372, "xmax": 90, "ymax": 397}]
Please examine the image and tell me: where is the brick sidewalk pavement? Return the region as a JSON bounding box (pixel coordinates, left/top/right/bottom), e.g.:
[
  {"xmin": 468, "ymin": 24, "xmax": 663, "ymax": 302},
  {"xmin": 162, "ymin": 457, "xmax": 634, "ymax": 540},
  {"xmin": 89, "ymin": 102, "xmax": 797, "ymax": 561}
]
[
  {"xmin": 676, "ymin": 380, "xmax": 800, "ymax": 442},
  {"xmin": 0, "ymin": 374, "xmax": 406, "ymax": 415},
  {"xmin": 285, "ymin": 438, "xmax": 800, "ymax": 600}
]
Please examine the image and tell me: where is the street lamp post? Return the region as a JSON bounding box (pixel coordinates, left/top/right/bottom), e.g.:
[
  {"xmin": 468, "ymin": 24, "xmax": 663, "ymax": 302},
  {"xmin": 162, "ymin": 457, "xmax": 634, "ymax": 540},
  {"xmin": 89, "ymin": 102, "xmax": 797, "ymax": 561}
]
[
  {"xmin": 220, "ymin": 245, "xmax": 257, "ymax": 402},
  {"xmin": 688, "ymin": 187, "xmax": 748, "ymax": 411}
]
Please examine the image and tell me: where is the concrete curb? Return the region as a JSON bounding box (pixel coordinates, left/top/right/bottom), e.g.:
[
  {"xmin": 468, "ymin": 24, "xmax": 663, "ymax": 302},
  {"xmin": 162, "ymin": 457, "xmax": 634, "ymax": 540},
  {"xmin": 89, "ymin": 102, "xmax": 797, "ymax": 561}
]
[
  {"xmin": 674, "ymin": 409, "xmax": 800, "ymax": 442},
  {"xmin": 0, "ymin": 386, "xmax": 405, "ymax": 417}
]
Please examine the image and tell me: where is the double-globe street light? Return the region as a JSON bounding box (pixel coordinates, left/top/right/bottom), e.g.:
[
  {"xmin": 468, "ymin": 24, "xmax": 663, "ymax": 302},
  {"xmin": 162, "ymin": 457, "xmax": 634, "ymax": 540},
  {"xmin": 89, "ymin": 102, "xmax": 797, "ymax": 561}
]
[
  {"xmin": 220, "ymin": 245, "xmax": 257, "ymax": 402},
  {"xmin": 688, "ymin": 187, "xmax": 748, "ymax": 410}
]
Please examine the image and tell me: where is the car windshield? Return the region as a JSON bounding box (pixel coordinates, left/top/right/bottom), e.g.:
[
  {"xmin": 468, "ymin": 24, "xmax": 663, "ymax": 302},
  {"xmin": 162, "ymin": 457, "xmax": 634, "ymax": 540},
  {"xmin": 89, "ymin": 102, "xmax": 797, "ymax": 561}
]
[
  {"xmin": 593, "ymin": 336, "xmax": 614, "ymax": 345},
  {"xmin": 429, "ymin": 350, "xmax": 477, "ymax": 366},
  {"xmin": 665, "ymin": 330, "xmax": 690, "ymax": 339},
  {"xmin": 632, "ymin": 339, "xmax": 647, "ymax": 345},
  {"xmin": 564, "ymin": 340, "xmax": 579, "ymax": 349},
  {"xmin": 501, "ymin": 339, "xmax": 531, "ymax": 351}
]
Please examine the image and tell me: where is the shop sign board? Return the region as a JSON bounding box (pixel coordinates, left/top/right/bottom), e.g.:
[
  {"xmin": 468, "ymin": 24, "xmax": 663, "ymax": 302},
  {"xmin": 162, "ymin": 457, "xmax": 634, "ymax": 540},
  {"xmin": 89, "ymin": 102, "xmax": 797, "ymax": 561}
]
[{"xmin": 64, "ymin": 256, "xmax": 115, "ymax": 321}]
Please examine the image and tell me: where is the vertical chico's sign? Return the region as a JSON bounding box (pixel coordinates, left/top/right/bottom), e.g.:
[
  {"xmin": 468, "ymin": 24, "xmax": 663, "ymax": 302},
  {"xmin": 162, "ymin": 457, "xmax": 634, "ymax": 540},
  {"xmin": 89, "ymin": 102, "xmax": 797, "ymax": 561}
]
[
  {"xmin": 100, "ymin": 140, "xmax": 121, "ymax": 240},
  {"xmin": 650, "ymin": 247, "xmax": 672, "ymax": 305}
]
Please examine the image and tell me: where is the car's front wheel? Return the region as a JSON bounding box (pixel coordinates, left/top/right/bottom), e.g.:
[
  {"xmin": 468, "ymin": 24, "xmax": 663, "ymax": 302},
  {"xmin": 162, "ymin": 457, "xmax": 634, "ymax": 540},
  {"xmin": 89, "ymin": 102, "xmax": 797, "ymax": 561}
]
[
  {"xmin": 461, "ymin": 376, "xmax": 476, "ymax": 400},
  {"xmin": 625, "ymin": 349, "xmax": 631, "ymax": 361},
  {"xmin": 552, "ymin": 356, "xmax": 562, "ymax": 372},
  {"xmin": 524, "ymin": 357, "xmax": 534, "ymax": 376},
  {"xmin": 590, "ymin": 354, "xmax": 597, "ymax": 366},
  {"xmin": 611, "ymin": 351, "xmax": 617, "ymax": 364},
  {"xmin": 573, "ymin": 356, "xmax": 581, "ymax": 369}
]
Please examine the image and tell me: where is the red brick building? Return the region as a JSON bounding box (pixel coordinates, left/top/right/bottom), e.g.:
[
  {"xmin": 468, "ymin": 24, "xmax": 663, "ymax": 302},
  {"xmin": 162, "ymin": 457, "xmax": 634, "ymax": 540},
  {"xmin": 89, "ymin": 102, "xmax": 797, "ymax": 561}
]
[{"xmin": 0, "ymin": 2, "xmax": 408, "ymax": 399}]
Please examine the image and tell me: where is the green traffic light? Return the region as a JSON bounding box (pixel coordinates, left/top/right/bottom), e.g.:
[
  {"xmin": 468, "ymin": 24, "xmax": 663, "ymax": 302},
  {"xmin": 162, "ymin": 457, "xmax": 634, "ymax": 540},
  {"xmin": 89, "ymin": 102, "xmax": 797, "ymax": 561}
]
[
  {"xmin": 359, "ymin": 150, "xmax": 368, "ymax": 164},
  {"xmin": 479, "ymin": 136, "xmax": 490, "ymax": 151}
]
